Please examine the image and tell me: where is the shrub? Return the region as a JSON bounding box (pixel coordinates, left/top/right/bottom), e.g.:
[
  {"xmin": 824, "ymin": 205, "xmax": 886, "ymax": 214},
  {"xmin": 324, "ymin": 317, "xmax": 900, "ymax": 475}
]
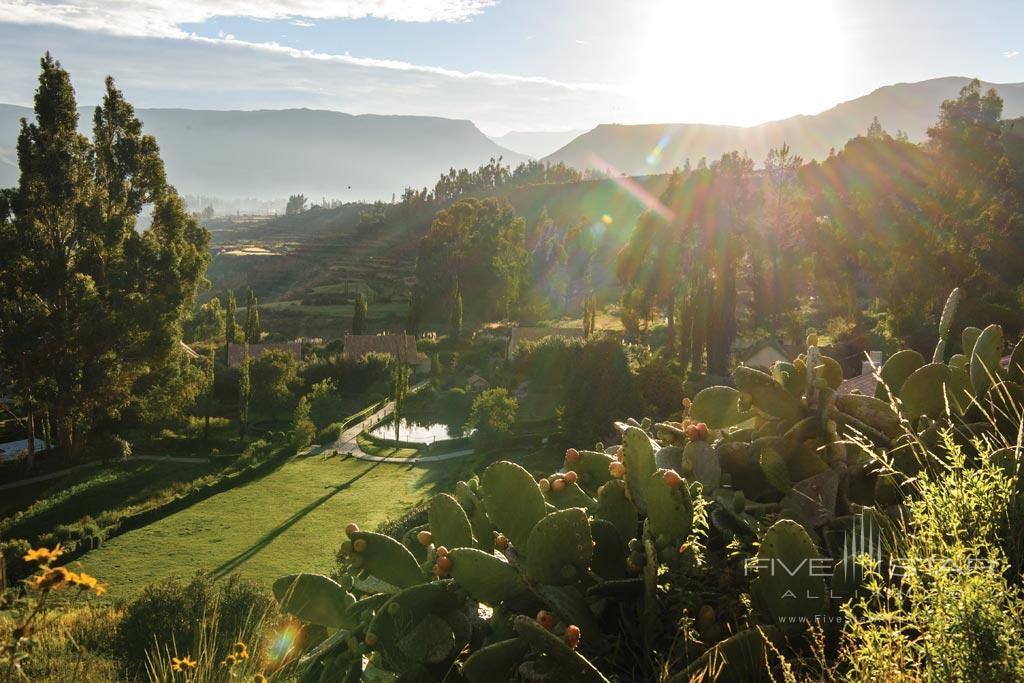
[
  {"xmin": 317, "ymin": 422, "xmax": 345, "ymax": 444},
  {"xmin": 291, "ymin": 396, "xmax": 316, "ymax": 452},
  {"xmin": 117, "ymin": 573, "xmax": 276, "ymax": 678},
  {"xmin": 467, "ymin": 388, "xmax": 517, "ymax": 448}
]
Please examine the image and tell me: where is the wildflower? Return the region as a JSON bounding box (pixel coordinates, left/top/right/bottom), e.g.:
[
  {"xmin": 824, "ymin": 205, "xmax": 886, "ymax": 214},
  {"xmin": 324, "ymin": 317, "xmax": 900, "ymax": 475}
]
[
  {"xmin": 171, "ymin": 655, "xmax": 197, "ymax": 672},
  {"xmin": 31, "ymin": 566, "xmax": 73, "ymax": 591},
  {"xmin": 222, "ymin": 654, "xmax": 238, "ymax": 667},
  {"xmin": 234, "ymin": 641, "xmax": 250, "ymax": 660},
  {"xmin": 22, "ymin": 545, "xmax": 64, "ymax": 564},
  {"xmin": 253, "ymin": 675, "xmax": 267, "ymax": 683}
]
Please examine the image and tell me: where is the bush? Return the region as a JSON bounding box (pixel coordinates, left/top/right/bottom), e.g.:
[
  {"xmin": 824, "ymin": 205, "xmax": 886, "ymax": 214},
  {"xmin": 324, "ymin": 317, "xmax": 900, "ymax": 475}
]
[
  {"xmin": 291, "ymin": 396, "xmax": 316, "ymax": 452},
  {"xmin": 317, "ymin": 422, "xmax": 345, "ymax": 444},
  {"xmin": 116, "ymin": 573, "xmax": 276, "ymax": 678},
  {"xmin": 467, "ymin": 388, "xmax": 518, "ymax": 449}
]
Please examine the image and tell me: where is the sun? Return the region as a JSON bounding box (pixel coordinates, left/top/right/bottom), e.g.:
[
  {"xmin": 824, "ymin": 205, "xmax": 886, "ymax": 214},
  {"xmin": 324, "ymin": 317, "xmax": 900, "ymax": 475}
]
[{"xmin": 625, "ymin": 0, "xmax": 849, "ymax": 126}]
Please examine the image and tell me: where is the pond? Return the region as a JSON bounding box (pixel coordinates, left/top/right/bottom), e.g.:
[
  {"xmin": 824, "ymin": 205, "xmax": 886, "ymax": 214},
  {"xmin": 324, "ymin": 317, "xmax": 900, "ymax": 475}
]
[{"xmin": 368, "ymin": 418, "xmax": 465, "ymax": 444}]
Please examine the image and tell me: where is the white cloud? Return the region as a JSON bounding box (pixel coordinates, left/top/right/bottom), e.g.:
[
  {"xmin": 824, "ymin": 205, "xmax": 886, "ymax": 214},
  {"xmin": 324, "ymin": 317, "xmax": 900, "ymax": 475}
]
[
  {"xmin": 0, "ymin": 23, "xmax": 619, "ymax": 134},
  {"xmin": 0, "ymin": 1, "xmax": 498, "ymax": 38},
  {"xmin": 1005, "ymin": 50, "xmax": 1020, "ymax": 58},
  {"xmin": 290, "ymin": 19, "xmax": 316, "ymax": 27}
]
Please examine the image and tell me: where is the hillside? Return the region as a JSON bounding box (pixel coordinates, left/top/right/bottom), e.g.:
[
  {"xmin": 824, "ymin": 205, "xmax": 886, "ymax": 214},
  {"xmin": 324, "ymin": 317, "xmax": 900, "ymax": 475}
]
[
  {"xmin": 0, "ymin": 106, "xmax": 527, "ymax": 200},
  {"xmin": 544, "ymin": 77, "xmax": 1024, "ymax": 174}
]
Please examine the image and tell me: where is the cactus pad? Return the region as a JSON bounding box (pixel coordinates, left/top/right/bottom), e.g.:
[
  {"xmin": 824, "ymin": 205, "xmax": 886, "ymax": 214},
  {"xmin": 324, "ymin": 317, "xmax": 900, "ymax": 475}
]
[
  {"xmin": 524, "ymin": 507, "xmax": 593, "ymax": 585},
  {"xmin": 644, "ymin": 471, "xmax": 694, "ymax": 548},
  {"xmin": 272, "ymin": 573, "xmax": 354, "ymax": 628},
  {"xmin": 348, "ymin": 531, "xmax": 425, "ymax": 589},
  {"xmin": 461, "ymin": 638, "xmax": 529, "ymax": 683},
  {"xmin": 874, "ymin": 349, "xmax": 925, "ymax": 400},
  {"xmin": 734, "ymin": 366, "xmax": 804, "ymax": 421},
  {"xmin": 751, "ymin": 520, "xmax": 827, "ymax": 629},
  {"xmin": 448, "ymin": 548, "xmax": 528, "ymax": 604},
  {"xmin": 429, "ymin": 493, "xmax": 475, "ymax": 550},
  {"xmin": 622, "ymin": 426, "xmax": 659, "ymax": 514},
  {"xmin": 835, "ymin": 394, "xmax": 902, "ymax": 439},
  {"xmin": 681, "ymin": 440, "xmax": 722, "ymax": 490},
  {"xmin": 481, "ymin": 461, "xmax": 547, "ymax": 549},
  {"xmin": 899, "ymin": 362, "xmax": 952, "ymax": 420},
  {"xmin": 970, "ymin": 324, "xmax": 1004, "ymax": 396},
  {"xmin": 690, "ymin": 385, "xmax": 753, "ymax": 428},
  {"xmin": 594, "ymin": 479, "xmax": 639, "ymax": 542},
  {"xmin": 567, "ymin": 450, "xmax": 614, "ymax": 494}
]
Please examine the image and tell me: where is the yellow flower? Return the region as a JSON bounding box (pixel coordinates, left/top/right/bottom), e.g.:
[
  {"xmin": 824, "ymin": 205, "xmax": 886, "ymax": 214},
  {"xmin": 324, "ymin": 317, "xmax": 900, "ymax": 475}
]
[
  {"xmin": 234, "ymin": 642, "xmax": 250, "ymax": 659},
  {"xmin": 23, "ymin": 545, "xmax": 64, "ymax": 563},
  {"xmin": 253, "ymin": 675, "xmax": 267, "ymax": 683},
  {"xmin": 31, "ymin": 566, "xmax": 73, "ymax": 591},
  {"xmin": 222, "ymin": 654, "xmax": 237, "ymax": 667},
  {"xmin": 171, "ymin": 655, "xmax": 197, "ymax": 672}
]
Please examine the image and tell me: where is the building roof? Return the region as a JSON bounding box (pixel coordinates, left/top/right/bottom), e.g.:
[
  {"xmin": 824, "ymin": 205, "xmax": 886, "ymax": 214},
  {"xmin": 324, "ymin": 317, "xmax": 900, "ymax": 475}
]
[
  {"xmin": 343, "ymin": 334, "xmax": 427, "ymax": 365},
  {"xmin": 467, "ymin": 373, "xmax": 489, "ymax": 386},
  {"xmin": 741, "ymin": 338, "xmax": 796, "ymax": 363},
  {"xmin": 227, "ymin": 342, "xmax": 302, "ymax": 368}
]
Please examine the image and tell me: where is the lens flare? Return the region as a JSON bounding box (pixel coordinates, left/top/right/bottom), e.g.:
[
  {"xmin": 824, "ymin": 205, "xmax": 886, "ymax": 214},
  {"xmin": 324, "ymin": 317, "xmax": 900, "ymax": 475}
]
[
  {"xmin": 601, "ymin": 214, "xmax": 613, "ymax": 225},
  {"xmin": 266, "ymin": 623, "xmax": 301, "ymax": 665},
  {"xmin": 587, "ymin": 154, "xmax": 676, "ymax": 221},
  {"xmin": 646, "ymin": 133, "xmax": 672, "ymax": 166}
]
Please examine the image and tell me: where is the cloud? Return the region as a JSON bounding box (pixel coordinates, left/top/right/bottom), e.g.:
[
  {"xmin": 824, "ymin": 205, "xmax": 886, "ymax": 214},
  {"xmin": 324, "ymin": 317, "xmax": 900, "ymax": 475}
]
[
  {"xmin": 290, "ymin": 19, "xmax": 316, "ymax": 27},
  {"xmin": 0, "ymin": 23, "xmax": 619, "ymax": 134},
  {"xmin": 0, "ymin": 1, "xmax": 499, "ymax": 38},
  {"xmin": 1005, "ymin": 50, "xmax": 1020, "ymax": 58}
]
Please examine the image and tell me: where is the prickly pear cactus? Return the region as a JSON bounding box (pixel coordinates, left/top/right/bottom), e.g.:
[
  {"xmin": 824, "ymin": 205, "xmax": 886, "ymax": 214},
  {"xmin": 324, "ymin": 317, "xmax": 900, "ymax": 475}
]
[
  {"xmin": 750, "ymin": 520, "xmax": 827, "ymax": 630},
  {"xmin": 480, "ymin": 461, "xmax": 546, "ymax": 549}
]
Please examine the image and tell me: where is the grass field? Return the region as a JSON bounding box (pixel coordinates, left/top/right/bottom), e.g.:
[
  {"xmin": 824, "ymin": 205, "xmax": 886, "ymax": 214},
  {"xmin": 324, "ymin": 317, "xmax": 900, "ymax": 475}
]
[
  {"xmin": 1, "ymin": 460, "xmax": 221, "ymax": 541},
  {"xmin": 355, "ymin": 434, "xmax": 420, "ymax": 459},
  {"xmin": 72, "ymin": 445, "xmax": 561, "ymax": 602}
]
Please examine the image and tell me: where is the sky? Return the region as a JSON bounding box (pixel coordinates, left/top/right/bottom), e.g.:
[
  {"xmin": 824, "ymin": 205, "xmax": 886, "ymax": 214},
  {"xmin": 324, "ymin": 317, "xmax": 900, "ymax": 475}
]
[{"xmin": 0, "ymin": 0, "xmax": 1022, "ymax": 135}]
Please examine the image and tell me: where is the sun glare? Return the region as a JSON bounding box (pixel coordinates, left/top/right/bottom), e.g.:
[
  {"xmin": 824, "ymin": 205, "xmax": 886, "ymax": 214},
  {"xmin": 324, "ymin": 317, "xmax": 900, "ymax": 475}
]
[{"xmin": 628, "ymin": 0, "xmax": 848, "ymax": 125}]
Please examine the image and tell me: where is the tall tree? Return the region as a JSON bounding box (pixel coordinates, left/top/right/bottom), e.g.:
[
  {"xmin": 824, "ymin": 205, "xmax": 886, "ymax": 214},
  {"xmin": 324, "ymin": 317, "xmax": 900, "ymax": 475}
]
[
  {"xmin": 352, "ymin": 292, "xmax": 368, "ymax": 335},
  {"xmin": 0, "ymin": 55, "xmax": 208, "ymax": 459},
  {"xmin": 225, "ymin": 290, "xmax": 238, "ymax": 354},
  {"xmin": 243, "ymin": 288, "xmax": 261, "ymax": 343},
  {"xmin": 390, "ymin": 359, "xmax": 411, "ymax": 441},
  {"xmin": 238, "ymin": 348, "xmax": 251, "ymax": 441},
  {"xmin": 203, "ymin": 347, "xmax": 215, "ymax": 439}
]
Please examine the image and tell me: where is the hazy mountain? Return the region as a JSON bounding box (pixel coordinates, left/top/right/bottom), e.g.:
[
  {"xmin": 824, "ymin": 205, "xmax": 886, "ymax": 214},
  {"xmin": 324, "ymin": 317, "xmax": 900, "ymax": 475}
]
[
  {"xmin": 0, "ymin": 106, "xmax": 527, "ymax": 200},
  {"xmin": 490, "ymin": 129, "xmax": 587, "ymax": 159},
  {"xmin": 544, "ymin": 78, "xmax": 1024, "ymax": 174}
]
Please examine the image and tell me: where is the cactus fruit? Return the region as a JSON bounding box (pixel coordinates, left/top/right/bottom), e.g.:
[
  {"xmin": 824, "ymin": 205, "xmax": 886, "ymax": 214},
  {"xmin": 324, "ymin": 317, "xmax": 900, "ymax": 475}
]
[
  {"xmin": 345, "ymin": 522, "xmax": 359, "ymax": 536},
  {"xmin": 734, "ymin": 366, "xmax": 804, "ymax": 421},
  {"xmin": 536, "ymin": 610, "xmax": 555, "ymax": 630},
  {"xmin": 566, "ymin": 448, "xmax": 581, "ymax": 465},
  {"xmin": 970, "ymin": 324, "xmax": 1004, "ymax": 397},
  {"xmin": 564, "ymin": 450, "xmax": 615, "ymax": 494},
  {"xmin": 874, "ymin": 349, "xmax": 926, "ymax": 400},
  {"xmin": 447, "ymin": 548, "xmax": 527, "ymax": 604},
  {"xmin": 481, "ymin": 461, "xmax": 547, "ymax": 549},
  {"xmin": 565, "ymin": 625, "xmax": 581, "ymax": 649},
  {"xmin": 690, "ymin": 385, "xmax": 753, "ymax": 429},
  {"xmin": 512, "ymin": 616, "xmax": 609, "ymax": 683},
  {"xmin": 524, "ymin": 508, "xmax": 593, "ymax": 586},
  {"xmin": 272, "ymin": 573, "xmax": 354, "ymax": 628}
]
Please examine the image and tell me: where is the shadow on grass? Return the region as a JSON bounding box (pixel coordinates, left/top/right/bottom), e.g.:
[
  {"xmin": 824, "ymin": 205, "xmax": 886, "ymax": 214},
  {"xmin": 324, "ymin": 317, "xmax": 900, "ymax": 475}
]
[{"xmin": 209, "ymin": 457, "xmax": 386, "ymax": 579}]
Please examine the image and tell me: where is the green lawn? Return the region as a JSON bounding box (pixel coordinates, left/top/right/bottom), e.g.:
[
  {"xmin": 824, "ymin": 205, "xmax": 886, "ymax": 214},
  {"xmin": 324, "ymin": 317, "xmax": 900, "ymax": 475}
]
[
  {"xmin": 1, "ymin": 460, "xmax": 220, "ymax": 541},
  {"xmin": 70, "ymin": 446, "xmax": 562, "ymax": 602},
  {"xmin": 356, "ymin": 433, "xmax": 420, "ymax": 459}
]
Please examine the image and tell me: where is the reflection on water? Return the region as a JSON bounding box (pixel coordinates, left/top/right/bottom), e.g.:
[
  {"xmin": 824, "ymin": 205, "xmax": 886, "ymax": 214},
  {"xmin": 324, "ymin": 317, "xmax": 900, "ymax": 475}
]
[{"xmin": 369, "ymin": 418, "xmax": 464, "ymax": 443}]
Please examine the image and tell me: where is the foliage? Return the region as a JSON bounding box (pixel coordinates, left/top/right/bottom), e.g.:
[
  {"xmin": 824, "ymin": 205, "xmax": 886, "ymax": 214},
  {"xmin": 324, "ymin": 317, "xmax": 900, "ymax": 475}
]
[
  {"xmin": 417, "ymin": 197, "xmax": 528, "ymax": 324},
  {"xmin": 351, "ymin": 291, "xmax": 368, "ymax": 335},
  {"xmin": 560, "ymin": 336, "xmax": 638, "ymax": 441},
  {"xmin": 243, "ymin": 288, "xmax": 261, "ymax": 344},
  {"xmin": 285, "ymin": 193, "xmax": 307, "ymax": 215},
  {"xmin": 467, "ymin": 388, "xmax": 518, "ymax": 447},
  {"xmin": 187, "ymin": 296, "xmax": 224, "ymax": 342},
  {"xmin": 116, "ymin": 573, "xmax": 276, "ymax": 679},
  {"xmin": 290, "ymin": 396, "xmax": 316, "ymax": 452},
  {"xmin": 307, "ymin": 379, "xmax": 343, "ymax": 430},
  {"xmin": 0, "ymin": 55, "xmax": 209, "ymax": 459},
  {"xmin": 249, "ymin": 350, "xmax": 298, "ymax": 420},
  {"xmin": 132, "ymin": 345, "xmax": 209, "ymax": 428},
  {"xmin": 224, "ymin": 290, "xmax": 238, "ymax": 351}
]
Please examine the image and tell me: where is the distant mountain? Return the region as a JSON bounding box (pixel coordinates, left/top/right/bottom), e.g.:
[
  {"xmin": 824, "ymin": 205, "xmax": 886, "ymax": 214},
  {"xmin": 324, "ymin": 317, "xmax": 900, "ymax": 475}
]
[
  {"xmin": 0, "ymin": 106, "xmax": 527, "ymax": 199},
  {"xmin": 544, "ymin": 78, "xmax": 1024, "ymax": 175},
  {"xmin": 490, "ymin": 129, "xmax": 587, "ymax": 159}
]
